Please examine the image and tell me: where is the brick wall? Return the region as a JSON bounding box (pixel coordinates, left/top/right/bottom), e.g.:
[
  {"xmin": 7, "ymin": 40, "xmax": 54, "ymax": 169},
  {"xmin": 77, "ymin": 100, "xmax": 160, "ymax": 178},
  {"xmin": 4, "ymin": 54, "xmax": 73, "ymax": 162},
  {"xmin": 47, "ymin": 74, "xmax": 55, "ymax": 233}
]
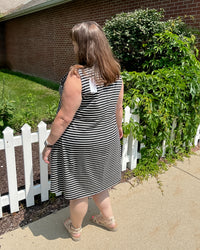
[
  {"xmin": 0, "ymin": 23, "xmax": 6, "ymax": 67},
  {"xmin": 2, "ymin": 0, "xmax": 200, "ymax": 82}
]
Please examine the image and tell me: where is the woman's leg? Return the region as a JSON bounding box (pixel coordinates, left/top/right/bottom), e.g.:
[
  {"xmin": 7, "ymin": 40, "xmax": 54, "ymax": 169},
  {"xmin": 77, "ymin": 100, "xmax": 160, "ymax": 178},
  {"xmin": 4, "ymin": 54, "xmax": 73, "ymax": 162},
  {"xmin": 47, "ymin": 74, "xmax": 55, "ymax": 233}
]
[
  {"xmin": 92, "ymin": 189, "xmax": 114, "ymax": 219},
  {"xmin": 69, "ymin": 197, "xmax": 88, "ymax": 228}
]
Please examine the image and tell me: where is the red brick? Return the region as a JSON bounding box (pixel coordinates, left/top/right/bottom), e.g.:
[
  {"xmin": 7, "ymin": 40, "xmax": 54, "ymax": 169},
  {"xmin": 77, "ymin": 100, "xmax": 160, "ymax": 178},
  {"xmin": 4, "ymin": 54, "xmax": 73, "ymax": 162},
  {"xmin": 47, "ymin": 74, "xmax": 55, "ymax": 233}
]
[{"xmin": 1, "ymin": 0, "xmax": 200, "ymax": 82}]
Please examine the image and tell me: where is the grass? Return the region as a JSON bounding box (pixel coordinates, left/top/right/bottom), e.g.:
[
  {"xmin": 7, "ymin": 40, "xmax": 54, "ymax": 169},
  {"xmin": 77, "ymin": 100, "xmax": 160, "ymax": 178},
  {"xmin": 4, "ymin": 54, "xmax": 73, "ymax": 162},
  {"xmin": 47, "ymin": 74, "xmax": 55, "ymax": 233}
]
[{"xmin": 0, "ymin": 69, "xmax": 60, "ymax": 134}]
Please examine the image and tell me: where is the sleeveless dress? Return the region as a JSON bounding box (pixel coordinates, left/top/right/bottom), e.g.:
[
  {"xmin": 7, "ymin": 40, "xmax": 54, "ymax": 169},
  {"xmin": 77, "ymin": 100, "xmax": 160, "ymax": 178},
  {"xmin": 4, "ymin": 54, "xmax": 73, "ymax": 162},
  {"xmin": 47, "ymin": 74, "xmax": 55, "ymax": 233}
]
[{"xmin": 50, "ymin": 67, "xmax": 122, "ymax": 200}]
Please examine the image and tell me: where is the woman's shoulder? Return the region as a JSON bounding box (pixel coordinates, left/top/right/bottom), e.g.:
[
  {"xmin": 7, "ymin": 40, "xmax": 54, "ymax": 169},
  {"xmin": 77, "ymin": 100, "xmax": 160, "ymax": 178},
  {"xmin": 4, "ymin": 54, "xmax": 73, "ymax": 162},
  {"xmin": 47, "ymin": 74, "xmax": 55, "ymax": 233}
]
[{"xmin": 70, "ymin": 64, "xmax": 84, "ymax": 74}]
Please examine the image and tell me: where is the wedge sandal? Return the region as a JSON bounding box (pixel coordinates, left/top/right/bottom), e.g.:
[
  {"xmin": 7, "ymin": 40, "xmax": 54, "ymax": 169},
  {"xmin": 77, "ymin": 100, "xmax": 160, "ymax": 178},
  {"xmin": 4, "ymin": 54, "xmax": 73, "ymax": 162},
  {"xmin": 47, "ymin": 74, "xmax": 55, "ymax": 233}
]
[
  {"xmin": 64, "ymin": 218, "xmax": 82, "ymax": 241},
  {"xmin": 91, "ymin": 214, "xmax": 118, "ymax": 231}
]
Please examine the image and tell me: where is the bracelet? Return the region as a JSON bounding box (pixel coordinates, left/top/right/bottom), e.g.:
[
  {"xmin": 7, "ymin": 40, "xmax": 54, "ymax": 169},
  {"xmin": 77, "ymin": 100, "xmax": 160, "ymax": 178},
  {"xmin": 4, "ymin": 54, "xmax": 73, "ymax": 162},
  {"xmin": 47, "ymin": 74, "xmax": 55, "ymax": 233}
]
[{"xmin": 44, "ymin": 140, "xmax": 53, "ymax": 148}]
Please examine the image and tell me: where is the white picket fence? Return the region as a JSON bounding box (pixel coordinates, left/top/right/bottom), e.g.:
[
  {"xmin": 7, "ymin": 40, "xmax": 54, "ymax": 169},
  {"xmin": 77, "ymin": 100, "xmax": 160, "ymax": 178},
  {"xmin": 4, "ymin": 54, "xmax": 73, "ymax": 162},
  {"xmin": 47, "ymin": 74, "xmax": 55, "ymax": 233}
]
[
  {"xmin": 0, "ymin": 107, "xmax": 200, "ymax": 218},
  {"xmin": 0, "ymin": 122, "xmax": 51, "ymax": 218}
]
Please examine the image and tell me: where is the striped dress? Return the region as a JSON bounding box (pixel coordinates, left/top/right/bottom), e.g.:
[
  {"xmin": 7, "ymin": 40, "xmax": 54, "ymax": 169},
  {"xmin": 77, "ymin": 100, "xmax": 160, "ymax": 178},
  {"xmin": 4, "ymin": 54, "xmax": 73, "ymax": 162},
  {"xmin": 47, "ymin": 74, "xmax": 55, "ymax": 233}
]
[{"xmin": 50, "ymin": 67, "xmax": 122, "ymax": 200}]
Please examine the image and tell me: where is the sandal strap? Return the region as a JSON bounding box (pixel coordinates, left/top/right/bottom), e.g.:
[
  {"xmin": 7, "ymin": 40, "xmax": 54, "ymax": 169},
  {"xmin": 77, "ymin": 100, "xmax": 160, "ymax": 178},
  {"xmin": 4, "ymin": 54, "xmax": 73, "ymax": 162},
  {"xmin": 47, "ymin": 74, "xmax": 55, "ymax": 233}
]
[
  {"xmin": 93, "ymin": 214, "xmax": 116, "ymax": 226},
  {"xmin": 65, "ymin": 219, "xmax": 82, "ymax": 234},
  {"xmin": 70, "ymin": 223, "xmax": 82, "ymax": 233}
]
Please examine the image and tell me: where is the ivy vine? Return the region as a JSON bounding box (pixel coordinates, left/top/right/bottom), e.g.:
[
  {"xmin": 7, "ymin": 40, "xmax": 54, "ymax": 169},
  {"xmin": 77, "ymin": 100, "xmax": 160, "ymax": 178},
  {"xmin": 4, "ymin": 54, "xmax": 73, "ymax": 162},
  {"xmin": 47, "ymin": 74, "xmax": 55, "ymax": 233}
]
[{"xmin": 122, "ymin": 32, "xmax": 200, "ymax": 178}]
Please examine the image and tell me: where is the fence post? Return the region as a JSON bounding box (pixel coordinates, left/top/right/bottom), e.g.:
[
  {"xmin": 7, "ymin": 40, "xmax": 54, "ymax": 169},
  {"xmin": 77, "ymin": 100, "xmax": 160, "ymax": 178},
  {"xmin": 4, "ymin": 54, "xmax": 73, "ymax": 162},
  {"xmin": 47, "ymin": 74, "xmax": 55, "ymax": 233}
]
[
  {"xmin": 170, "ymin": 118, "xmax": 177, "ymax": 141},
  {"xmin": 21, "ymin": 124, "xmax": 35, "ymax": 207},
  {"xmin": 194, "ymin": 125, "xmax": 200, "ymax": 146},
  {"xmin": 122, "ymin": 106, "xmax": 131, "ymax": 171},
  {"xmin": 3, "ymin": 127, "xmax": 19, "ymax": 213},
  {"xmin": 128, "ymin": 108, "xmax": 139, "ymax": 170},
  {"xmin": 162, "ymin": 140, "xmax": 166, "ymax": 157},
  {"xmin": 38, "ymin": 121, "xmax": 49, "ymax": 202}
]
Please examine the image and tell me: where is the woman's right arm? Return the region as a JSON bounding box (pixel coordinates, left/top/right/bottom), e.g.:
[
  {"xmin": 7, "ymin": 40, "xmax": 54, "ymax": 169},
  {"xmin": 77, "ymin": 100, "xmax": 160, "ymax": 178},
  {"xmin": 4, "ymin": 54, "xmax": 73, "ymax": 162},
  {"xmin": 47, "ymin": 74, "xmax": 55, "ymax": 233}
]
[{"xmin": 116, "ymin": 83, "xmax": 124, "ymax": 139}]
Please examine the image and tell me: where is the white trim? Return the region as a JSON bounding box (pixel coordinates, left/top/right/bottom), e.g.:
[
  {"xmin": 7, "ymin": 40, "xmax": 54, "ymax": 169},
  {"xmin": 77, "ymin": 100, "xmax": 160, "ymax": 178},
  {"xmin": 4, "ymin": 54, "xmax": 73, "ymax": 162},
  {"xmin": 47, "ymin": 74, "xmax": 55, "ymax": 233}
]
[{"xmin": 0, "ymin": 0, "xmax": 72, "ymax": 22}]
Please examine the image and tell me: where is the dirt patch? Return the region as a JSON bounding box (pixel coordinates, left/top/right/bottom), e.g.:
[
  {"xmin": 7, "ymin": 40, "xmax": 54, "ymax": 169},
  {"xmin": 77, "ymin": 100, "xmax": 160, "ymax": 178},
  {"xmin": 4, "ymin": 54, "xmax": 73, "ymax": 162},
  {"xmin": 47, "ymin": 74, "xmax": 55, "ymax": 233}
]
[{"xmin": 0, "ymin": 143, "xmax": 47, "ymax": 194}]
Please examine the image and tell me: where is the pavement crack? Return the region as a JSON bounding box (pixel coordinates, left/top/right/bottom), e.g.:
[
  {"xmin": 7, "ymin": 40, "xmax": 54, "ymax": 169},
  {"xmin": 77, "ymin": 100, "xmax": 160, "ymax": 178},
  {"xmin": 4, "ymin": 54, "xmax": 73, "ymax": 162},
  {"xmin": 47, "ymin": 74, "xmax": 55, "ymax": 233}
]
[{"xmin": 172, "ymin": 165, "xmax": 200, "ymax": 182}]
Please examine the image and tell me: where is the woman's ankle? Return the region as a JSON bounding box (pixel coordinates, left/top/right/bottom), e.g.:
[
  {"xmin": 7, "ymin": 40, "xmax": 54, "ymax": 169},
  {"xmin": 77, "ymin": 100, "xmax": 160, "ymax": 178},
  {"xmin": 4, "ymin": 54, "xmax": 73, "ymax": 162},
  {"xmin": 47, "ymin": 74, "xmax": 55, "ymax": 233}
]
[
  {"xmin": 71, "ymin": 223, "xmax": 82, "ymax": 231},
  {"xmin": 65, "ymin": 218, "xmax": 82, "ymax": 230}
]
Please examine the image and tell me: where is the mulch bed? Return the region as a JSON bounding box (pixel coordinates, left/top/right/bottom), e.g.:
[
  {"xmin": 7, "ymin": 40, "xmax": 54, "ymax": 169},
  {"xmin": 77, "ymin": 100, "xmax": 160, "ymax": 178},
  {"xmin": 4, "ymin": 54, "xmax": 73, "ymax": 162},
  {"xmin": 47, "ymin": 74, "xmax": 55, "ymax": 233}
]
[
  {"xmin": 0, "ymin": 142, "xmax": 71, "ymax": 236},
  {"xmin": 0, "ymin": 143, "xmax": 199, "ymax": 236},
  {"xmin": 0, "ymin": 143, "xmax": 45, "ymax": 195}
]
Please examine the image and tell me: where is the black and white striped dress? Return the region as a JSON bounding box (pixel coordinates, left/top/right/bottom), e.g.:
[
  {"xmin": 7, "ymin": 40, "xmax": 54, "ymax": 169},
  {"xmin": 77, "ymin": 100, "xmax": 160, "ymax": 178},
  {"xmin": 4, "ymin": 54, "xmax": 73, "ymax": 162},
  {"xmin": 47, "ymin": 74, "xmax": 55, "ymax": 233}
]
[{"xmin": 50, "ymin": 67, "xmax": 122, "ymax": 200}]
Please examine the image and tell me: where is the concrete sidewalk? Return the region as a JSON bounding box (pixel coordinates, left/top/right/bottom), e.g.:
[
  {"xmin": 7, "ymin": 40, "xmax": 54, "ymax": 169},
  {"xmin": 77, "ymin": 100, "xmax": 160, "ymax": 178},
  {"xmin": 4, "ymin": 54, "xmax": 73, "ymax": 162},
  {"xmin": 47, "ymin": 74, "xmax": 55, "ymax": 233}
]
[{"xmin": 0, "ymin": 151, "xmax": 200, "ymax": 250}]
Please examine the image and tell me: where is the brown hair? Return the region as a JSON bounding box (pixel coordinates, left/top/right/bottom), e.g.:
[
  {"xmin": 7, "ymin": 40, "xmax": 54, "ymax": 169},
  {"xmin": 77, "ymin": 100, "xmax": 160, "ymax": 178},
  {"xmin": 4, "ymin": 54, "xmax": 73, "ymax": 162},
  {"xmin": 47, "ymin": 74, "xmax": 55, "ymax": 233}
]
[{"xmin": 70, "ymin": 21, "xmax": 120, "ymax": 86}]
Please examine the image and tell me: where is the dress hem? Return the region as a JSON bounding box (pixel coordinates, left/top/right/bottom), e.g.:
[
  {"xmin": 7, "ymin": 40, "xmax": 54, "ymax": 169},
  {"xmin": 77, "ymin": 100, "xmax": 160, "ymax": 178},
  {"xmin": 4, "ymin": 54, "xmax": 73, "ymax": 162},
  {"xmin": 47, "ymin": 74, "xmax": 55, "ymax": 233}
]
[{"xmin": 50, "ymin": 178, "xmax": 121, "ymax": 200}]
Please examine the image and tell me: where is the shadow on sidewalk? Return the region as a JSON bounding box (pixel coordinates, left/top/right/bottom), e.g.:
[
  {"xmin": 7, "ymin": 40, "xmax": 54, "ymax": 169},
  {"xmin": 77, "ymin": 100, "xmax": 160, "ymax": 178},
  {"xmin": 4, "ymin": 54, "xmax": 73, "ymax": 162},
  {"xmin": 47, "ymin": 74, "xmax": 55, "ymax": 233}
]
[{"xmin": 25, "ymin": 198, "xmax": 99, "ymax": 240}]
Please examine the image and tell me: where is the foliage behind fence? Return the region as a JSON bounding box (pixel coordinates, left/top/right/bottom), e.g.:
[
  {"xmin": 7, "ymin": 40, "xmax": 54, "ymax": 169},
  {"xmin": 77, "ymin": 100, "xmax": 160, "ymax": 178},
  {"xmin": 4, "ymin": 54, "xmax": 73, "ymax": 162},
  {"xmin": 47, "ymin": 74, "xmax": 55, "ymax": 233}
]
[
  {"xmin": 121, "ymin": 48, "xmax": 200, "ymax": 177},
  {"xmin": 104, "ymin": 9, "xmax": 200, "ymax": 178}
]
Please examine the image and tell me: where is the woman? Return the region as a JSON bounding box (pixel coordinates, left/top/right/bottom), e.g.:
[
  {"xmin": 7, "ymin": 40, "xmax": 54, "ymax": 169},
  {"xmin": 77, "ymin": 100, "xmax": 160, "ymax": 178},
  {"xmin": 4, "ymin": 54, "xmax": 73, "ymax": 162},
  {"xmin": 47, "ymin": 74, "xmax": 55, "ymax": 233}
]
[{"xmin": 42, "ymin": 21, "xmax": 123, "ymax": 241}]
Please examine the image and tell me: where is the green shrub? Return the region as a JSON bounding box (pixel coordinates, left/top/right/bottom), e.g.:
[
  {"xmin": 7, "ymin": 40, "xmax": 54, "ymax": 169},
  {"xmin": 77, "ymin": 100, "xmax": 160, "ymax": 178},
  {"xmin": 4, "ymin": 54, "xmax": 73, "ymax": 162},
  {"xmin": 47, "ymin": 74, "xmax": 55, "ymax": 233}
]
[
  {"xmin": 44, "ymin": 103, "xmax": 58, "ymax": 123},
  {"xmin": 8, "ymin": 94, "xmax": 57, "ymax": 133},
  {"xmin": 104, "ymin": 9, "xmax": 196, "ymax": 71},
  {"xmin": 0, "ymin": 99, "xmax": 15, "ymax": 137},
  {"xmin": 104, "ymin": 9, "xmax": 200, "ymax": 178},
  {"xmin": 143, "ymin": 31, "xmax": 198, "ymax": 72},
  {"xmin": 122, "ymin": 32, "xmax": 200, "ymax": 177},
  {"xmin": 0, "ymin": 80, "xmax": 15, "ymax": 137},
  {"xmin": 8, "ymin": 93, "xmax": 40, "ymax": 132}
]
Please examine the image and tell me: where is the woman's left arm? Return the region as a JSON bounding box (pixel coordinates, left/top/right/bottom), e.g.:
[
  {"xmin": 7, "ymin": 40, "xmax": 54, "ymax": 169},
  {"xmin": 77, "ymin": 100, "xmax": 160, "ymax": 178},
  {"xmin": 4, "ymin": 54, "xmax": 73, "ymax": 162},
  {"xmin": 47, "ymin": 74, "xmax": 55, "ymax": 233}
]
[{"xmin": 42, "ymin": 72, "xmax": 82, "ymax": 163}]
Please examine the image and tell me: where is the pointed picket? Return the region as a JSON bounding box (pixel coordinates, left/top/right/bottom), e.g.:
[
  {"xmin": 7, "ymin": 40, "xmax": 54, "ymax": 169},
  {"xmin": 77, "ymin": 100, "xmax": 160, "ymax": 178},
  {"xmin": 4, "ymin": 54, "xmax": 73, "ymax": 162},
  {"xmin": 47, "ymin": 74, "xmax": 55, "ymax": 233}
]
[
  {"xmin": 122, "ymin": 137, "xmax": 129, "ymax": 171},
  {"xmin": 124, "ymin": 106, "xmax": 131, "ymax": 124},
  {"xmin": 122, "ymin": 106, "xmax": 131, "ymax": 171},
  {"xmin": 162, "ymin": 140, "xmax": 166, "ymax": 157},
  {"xmin": 21, "ymin": 124, "xmax": 35, "ymax": 207},
  {"xmin": 194, "ymin": 125, "xmax": 200, "ymax": 146},
  {"xmin": 38, "ymin": 121, "xmax": 49, "ymax": 202},
  {"xmin": 170, "ymin": 118, "xmax": 177, "ymax": 141},
  {"xmin": 0, "ymin": 138, "xmax": 4, "ymax": 150},
  {"xmin": 128, "ymin": 109, "xmax": 140, "ymax": 170},
  {"xmin": 128, "ymin": 136, "xmax": 138, "ymax": 170},
  {"xmin": 3, "ymin": 127, "xmax": 19, "ymax": 213},
  {"xmin": 122, "ymin": 106, "xmax": 140, "ymax": 170}
]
